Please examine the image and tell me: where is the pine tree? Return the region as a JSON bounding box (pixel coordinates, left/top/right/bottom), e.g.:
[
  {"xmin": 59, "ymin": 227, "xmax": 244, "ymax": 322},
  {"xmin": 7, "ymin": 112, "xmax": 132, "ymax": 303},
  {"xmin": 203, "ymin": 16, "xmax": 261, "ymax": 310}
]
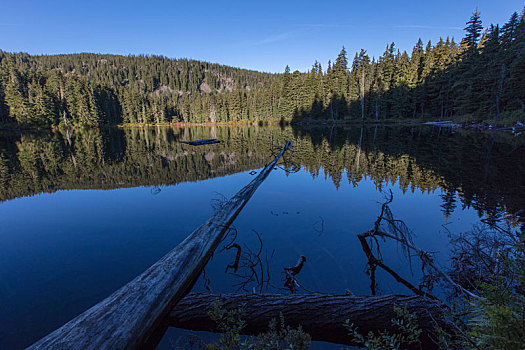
[
  {"xmin": 410, "ymin": 38, "xmax": 425, "ymax": 117},
  {"xmin": 462, "ymin": 8, "xmax": 483, "ymax": 50}
]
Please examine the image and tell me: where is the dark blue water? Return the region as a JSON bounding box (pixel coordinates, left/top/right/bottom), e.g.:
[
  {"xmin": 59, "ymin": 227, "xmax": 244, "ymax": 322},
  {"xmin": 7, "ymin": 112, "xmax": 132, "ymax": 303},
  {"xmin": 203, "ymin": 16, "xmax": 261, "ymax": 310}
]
[{"xmin": 0, "ymin": 125, "xmax": 522, "ymax": 348}]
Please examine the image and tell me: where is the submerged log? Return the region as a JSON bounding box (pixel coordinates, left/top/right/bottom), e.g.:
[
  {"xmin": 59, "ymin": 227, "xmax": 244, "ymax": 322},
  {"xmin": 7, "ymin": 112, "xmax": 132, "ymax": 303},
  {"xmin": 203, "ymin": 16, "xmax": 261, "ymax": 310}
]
[
  {"xmin": 169, "ymin": 292, "xmax": 451, "ymax": 347},
  {"xmin": 180, "ymin": 138, "xmax": 220, "ymax": 146},
  {"xmin": 28, "ymin": 141, "xmax": 293, "ymax": 350},
  {"xmin": 423, "ymin": 121, "xmax": 460, "ymax": 127}
]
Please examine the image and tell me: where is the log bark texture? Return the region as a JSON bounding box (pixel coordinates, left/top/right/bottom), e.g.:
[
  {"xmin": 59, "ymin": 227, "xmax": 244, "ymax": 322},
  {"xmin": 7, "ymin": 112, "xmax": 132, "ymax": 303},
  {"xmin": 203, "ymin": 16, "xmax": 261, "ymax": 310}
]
[
  {"xmin": 28, "ymin": 142, "xmax": 292, "ymax": 350},
  {"xmin": 169, "ymin": 292, "xmax": 451, "ymax": 347}
]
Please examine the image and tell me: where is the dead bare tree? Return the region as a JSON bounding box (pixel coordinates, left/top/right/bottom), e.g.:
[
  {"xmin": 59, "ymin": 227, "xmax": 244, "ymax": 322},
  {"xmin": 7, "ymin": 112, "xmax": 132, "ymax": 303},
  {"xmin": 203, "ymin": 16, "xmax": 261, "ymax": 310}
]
[{"xmin": 358, "ymin": 190, "xmax": 480, "ymax": 300}]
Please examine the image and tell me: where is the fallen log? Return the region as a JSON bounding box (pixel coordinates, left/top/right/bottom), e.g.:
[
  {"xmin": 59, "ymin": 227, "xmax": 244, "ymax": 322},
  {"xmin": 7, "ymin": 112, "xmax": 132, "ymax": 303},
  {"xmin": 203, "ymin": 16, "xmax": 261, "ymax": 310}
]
[
  {"xmin": 169, "ymin": 292, "xmax": 451, "ymax": 348},
  {"xmin": 423, "ymin": 121, "xmax": 460, "ymax": 127},
  {"xmin": 28, "ymin": 141, "xmax": 293, "ymax": 350},
  {"xmin": 180, "ymin": 138, "xmax": 220, "ymax": 146}
]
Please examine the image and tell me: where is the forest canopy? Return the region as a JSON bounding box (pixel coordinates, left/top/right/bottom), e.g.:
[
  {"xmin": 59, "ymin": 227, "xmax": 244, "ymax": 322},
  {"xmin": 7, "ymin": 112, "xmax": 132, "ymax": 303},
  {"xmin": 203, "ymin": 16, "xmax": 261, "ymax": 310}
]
[{"xmin": 0, "ymin": 8, "xmax": 523, "ymax": 127}]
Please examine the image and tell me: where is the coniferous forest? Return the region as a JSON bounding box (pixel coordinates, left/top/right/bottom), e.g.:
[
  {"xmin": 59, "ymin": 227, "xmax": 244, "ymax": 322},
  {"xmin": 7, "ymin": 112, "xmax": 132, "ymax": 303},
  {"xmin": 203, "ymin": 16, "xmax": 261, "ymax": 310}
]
[
  {"xmin": 2, "ymin": 5, "xmax": 525, "ymax": 350},
  {"xmin": 0, "ymin": 9, "xmax": 523, "ymax": 128}
]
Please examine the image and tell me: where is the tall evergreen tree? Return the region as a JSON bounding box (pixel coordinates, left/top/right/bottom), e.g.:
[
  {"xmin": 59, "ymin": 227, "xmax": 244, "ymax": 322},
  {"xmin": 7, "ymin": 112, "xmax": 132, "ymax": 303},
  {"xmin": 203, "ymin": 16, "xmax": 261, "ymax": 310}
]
[{"xmin": 462, "ymin": 8, "xmax": 483, "ymax": 50}]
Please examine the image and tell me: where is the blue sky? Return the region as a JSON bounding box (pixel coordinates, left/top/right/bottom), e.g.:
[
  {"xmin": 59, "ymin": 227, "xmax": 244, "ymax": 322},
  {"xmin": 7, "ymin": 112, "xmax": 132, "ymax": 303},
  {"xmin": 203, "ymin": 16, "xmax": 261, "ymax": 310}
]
[{"xmin": 1, "ymin": 0, "xmax": 523, "ymax": 73}]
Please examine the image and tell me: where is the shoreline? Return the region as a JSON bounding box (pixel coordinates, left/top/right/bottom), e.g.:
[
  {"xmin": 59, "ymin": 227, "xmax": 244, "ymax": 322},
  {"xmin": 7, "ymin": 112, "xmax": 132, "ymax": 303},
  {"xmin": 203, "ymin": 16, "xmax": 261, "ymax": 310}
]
[{"xmin": 1, "ymin": 118, "xmax": 523, "ymax": 134}]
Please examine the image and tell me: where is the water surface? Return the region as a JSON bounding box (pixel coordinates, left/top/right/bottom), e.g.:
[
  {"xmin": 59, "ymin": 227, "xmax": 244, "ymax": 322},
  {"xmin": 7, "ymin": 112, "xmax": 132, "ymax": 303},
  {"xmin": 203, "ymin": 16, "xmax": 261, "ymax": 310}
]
[{"xmin": 0, "ymin": 125, "xmax": 523, "ymax": 348}]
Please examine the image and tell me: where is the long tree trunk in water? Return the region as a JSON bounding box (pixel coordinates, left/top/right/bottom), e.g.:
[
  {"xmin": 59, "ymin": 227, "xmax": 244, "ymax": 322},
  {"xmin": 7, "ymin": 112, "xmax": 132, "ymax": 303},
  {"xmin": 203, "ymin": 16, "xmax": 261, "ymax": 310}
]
[{"xmin": 28, "ymin": 142, "xmax": 293, "ymax": 350}]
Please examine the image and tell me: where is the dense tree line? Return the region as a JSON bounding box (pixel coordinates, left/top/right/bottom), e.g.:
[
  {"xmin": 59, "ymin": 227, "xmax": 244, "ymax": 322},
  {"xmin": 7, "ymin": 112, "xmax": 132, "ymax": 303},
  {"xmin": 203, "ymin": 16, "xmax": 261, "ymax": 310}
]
[
  {"xmin": 292, "ymin": 8, "xmax": 525, "ymax": 122},
  {"xmin": 0, "ymin": 9, "xmax": 523, "ymax": 127},
  {"xmin": 0, "ymin": 53, "xmax": 283, "ymax": 126}
]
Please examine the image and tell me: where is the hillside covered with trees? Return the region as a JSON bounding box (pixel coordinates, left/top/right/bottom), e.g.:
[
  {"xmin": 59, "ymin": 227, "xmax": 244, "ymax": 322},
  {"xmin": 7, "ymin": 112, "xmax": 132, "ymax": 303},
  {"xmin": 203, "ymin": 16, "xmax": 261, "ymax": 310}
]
[{"xmin": 0, "ymin": 9, "xmax": 523, "ymax": 127}]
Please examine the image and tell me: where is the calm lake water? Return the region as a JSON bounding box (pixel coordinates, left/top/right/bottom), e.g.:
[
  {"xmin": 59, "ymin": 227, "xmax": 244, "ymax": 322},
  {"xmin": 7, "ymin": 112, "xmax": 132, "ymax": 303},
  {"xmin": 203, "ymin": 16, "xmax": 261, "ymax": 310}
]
[{"xmin": 0, "ymin": 125, "xmax": 523, "ymax": 349}]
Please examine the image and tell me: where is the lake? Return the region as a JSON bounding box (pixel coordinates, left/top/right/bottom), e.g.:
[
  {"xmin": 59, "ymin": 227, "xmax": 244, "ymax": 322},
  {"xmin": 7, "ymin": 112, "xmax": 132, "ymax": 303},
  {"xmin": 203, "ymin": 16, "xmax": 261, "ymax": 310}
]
[{"xmin": 0, "ymin": 125, "xmax": 523, "ymax": 349}]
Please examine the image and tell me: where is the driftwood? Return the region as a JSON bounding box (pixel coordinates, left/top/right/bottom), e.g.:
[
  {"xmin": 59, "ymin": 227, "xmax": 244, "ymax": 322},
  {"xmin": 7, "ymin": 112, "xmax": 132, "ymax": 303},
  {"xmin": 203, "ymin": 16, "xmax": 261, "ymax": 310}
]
[
  {"xmin": 423, "ymin": 121, "xmax": 461, "ymax": 127},
  {"xmin": 28, "ymin": 141, "xmax": 293, "ymax": 350},
  {"xmin": 283, "ymin": 255, "xmax": 307, "ymax": 292},
  {"xmin": 357, "ymin": 190, "xmax": 480, "ymax": 300},
  {"xmin": 168, "ymin": 292, "xmax": 451, "ymax": 347},
  {"xmin": 223, "ymin": 229, "xmax": 273, "ymax": 293},
  {"xmin": 180, "ymin": 138, "xmax": 220, "ymax": 146},
  {"xmin": 357, "ymin": 229, "xmax": 439, "ymax": 300}
]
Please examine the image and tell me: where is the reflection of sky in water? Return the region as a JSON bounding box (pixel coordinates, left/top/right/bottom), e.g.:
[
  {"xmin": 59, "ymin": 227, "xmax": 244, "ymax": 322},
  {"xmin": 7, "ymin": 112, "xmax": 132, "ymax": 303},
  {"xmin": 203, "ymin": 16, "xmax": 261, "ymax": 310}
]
[{"xmin": 0, "ymin": 164, "xmax": 479, "ymax": 349}]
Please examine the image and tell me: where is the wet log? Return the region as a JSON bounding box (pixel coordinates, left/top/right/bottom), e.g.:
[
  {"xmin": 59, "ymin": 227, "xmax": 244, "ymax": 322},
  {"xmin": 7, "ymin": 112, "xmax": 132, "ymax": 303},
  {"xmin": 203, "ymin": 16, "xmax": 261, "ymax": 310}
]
[
  {"xmin": 180, "ymin": 138, "xmax": 220, "ymax": 146},
  {"xmin": 423, "ymin": 121, "xmax": 460, "ymax": 127},
  {"xmin": 169, "ymin": 292, "xmax": 451, "ymax": 348},
  {"xmin": 28, "ymin": 141, "xmax": 293, "ymax": 350}
]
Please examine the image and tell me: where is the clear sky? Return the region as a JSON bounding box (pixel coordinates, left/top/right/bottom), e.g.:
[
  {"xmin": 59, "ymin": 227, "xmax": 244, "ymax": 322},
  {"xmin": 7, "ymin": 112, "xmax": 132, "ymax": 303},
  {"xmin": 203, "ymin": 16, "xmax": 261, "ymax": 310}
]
[{"xmin": 0, "ymin": 0, "xmax": 523, "ymax": 73}]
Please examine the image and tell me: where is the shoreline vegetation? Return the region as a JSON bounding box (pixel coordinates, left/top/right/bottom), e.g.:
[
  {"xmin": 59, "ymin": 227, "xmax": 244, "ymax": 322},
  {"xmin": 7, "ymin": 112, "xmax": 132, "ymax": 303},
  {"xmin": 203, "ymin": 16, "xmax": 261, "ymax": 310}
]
[
  {"xmin": 1, "ymin": 117, "xmax": 523, "ymax": 133},
  {"xmin": 1, "ymin": 9, "xmax": 524, "ymax": 130}
]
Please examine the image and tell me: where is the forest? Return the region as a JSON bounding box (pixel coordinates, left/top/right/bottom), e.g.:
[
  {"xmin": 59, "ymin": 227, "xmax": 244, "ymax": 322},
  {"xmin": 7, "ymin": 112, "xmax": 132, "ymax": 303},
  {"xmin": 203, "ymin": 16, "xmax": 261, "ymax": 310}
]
[{"xmin": 0, "ymin": 9, "xmax": 523, "ymax": 127}]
